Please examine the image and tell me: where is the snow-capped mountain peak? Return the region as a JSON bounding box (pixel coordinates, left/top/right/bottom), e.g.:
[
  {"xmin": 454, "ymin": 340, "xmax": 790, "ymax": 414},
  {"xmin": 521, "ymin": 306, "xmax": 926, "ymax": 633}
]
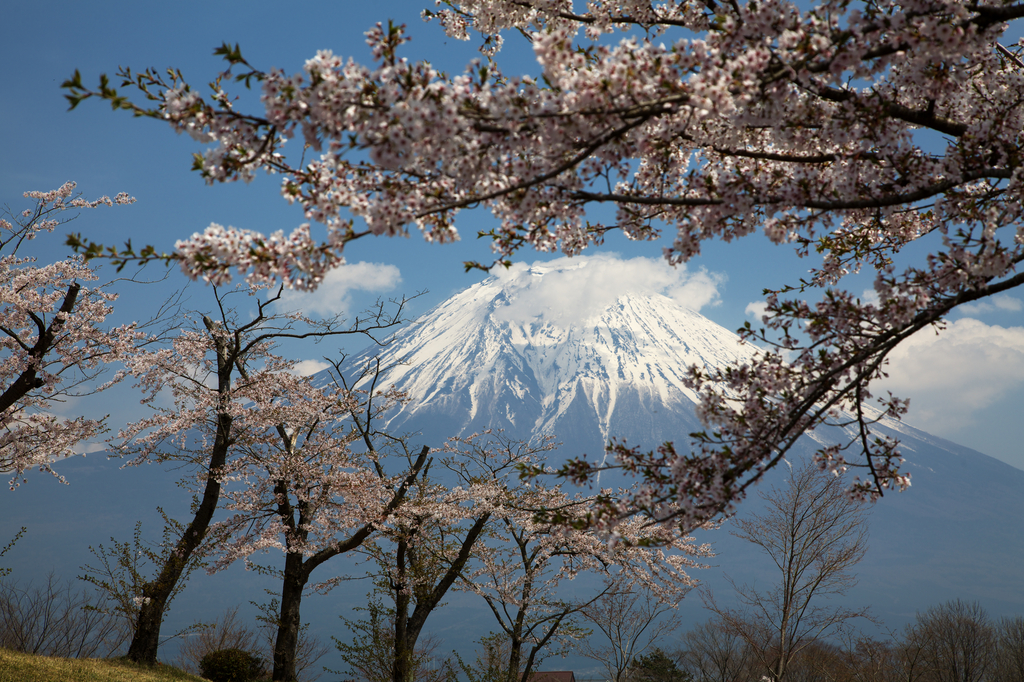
[{"xmin": 349, "ymin": 258, "xmax": 757, "ymax": 453}]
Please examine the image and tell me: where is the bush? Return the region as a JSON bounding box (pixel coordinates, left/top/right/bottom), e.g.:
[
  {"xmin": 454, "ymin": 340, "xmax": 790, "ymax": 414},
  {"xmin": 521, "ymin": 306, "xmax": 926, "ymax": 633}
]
[
  {"xmin": 0, "ymin": 572, "xmax": 127, "ymax": 657},
  {"xmin": 178, "ymin": 606, "xmax": 260, "ymax": 675},
  {"xmin": 199, "ymin": 647, "xmax": 267, "ymax": 682}
]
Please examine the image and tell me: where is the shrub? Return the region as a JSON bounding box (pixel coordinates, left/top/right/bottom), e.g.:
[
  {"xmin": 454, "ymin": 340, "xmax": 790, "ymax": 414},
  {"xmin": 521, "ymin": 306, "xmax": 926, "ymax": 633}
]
[
  {"xmin": 199, "ymin": 647, "xmax": 267, "ymax": 682},
  {"xmin": 177, "ymin": 606, "xmax": 259, "ymax": 675},
  {"xmin": 0, "ymin": 572, "xmax": 127, "ymax": 657}
]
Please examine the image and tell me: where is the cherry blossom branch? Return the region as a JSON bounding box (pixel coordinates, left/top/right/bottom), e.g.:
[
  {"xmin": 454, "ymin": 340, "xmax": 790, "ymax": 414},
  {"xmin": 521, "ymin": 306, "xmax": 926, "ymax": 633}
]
[
  {"xmin": 57, "ymin": 1, "xmax": 1024, "ymax": 527},
  {"xmin": 2, "ymin": 182, "xmax": 140, "ymax": 487}
]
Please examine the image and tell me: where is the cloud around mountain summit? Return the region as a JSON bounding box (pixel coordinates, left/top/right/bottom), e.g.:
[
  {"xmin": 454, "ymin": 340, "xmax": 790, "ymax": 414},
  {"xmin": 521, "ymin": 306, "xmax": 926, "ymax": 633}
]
[{"xmin": 491, "ymin": 254, "xmax": 726, "ymax": 326}]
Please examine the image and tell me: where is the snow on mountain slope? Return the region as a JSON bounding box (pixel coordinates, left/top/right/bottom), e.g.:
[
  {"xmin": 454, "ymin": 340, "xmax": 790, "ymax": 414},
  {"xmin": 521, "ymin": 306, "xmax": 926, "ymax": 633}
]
[{"xmin": 346, "ymin": 259, "xmax": 759, "ymax": 456}]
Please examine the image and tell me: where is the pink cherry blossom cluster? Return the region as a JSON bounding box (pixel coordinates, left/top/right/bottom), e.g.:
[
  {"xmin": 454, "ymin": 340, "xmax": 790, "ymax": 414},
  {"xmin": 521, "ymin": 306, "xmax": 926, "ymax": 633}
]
[
  {"xmin": 439, "ymin": 431, "xmax": 710, "ymax": 604},
  {"xmin": 206, "ymin": 379, "xmax": 412, "ymax": 571},
  {"xmin": 66, "ymin": 0, "xmax": 1024, "ymax": 526},
  {"xmin": 1, "ymin": 182, "xmax": 140, "ymax": 488}
]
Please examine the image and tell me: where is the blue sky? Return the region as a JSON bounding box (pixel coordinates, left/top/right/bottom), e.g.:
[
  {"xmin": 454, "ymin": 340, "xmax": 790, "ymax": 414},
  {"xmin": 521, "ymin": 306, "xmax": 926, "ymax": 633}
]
[{"xmin": 2, "ymin": 0, "xmax": 1024, "ymax": 471}]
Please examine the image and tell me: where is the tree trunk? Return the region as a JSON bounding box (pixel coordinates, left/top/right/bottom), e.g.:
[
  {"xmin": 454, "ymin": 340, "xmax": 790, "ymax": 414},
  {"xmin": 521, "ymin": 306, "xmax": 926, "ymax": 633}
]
[
  {"xmin": 126, "ymin": 317, "xmax": 234, "ymax": 665},
  {"xmin": 124, "ymin": 436, "xmax": 227, "ymax": 663},
  {"xmin": 125, "ymin": 453, "xmax": 225, "ymax": 663},
  {"xmin": 507, "ymin": 598, "xmax": 527, "ymax": 682},
  {"xmin": 273, "ymin": 553, "xmax": 307, "ymax": 682},
  {"xmin": 126, "ymin": 594, "xmax": 166, "ymax": 665},
  {"xmin": 393, "ymin": 536, "xmax": 413, "ymax": 682},
  {"xmin": 507, "ymin": 639, "xmax": 523, "ymax": 682}
]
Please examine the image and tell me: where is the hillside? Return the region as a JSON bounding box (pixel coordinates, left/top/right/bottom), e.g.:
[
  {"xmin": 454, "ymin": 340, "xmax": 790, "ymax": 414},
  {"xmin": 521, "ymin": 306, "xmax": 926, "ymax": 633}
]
[{"xmin": 0, "ymin": 650, "xmax": 206, "ymax": 682}]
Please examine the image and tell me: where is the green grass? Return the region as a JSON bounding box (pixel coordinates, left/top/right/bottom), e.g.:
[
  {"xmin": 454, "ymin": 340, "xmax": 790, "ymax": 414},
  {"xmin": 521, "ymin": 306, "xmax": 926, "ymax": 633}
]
[{"xmin": 0, "ymin": 649, "xmax": 208, "ymax": 682}]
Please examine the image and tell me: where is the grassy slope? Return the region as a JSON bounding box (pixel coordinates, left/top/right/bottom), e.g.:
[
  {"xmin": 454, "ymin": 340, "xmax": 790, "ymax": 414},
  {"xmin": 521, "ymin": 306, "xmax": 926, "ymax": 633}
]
[{"xmin": 0, "ymin": 649, "xmax": 208, "ymax": 682}]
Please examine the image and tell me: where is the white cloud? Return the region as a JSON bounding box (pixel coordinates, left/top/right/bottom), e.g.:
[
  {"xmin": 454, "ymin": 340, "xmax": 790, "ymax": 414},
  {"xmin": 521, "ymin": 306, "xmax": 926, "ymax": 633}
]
[
  {"xmin": 72, "ymin": 442, "xmax": 108, "ymax": 455},
  {"xmin": 275, "ymin": 262, "xmax": 402, "ymax": 316},
  {"xmin": 664, "ymin": 267, "xmax": 726, "ymax": 311},
  {"xmin": 491, "ymin": 254, "xmax": 726, "ymax": 326},
  {"xmin": 879, "ymin": 318, "xmax": 1024, "ymax": 432},
  {"xmin": 957, "ymin": 295, "xmax": 1023, "ymax": 316},
  {"xmin": 745, "ymin": 300, "xmax": 769, "ymax": 321},
  {"xmin": 291, "ymin": 359, "xmax": 331, "ymax": 377}
]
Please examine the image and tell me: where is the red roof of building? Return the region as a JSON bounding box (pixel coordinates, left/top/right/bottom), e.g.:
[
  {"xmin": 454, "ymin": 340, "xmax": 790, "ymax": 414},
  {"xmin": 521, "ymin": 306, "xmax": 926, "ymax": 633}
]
[{"xmin": 528, "ymin": 672, "xmax": 576, "ymax": 682}]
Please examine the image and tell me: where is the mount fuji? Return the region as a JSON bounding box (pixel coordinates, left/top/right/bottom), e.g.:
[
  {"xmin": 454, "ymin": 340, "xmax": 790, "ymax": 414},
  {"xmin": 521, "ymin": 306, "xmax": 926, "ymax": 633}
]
[
  {"xmin": 340, "ymin": 257, "xmax": 1024, "ymax": 627},
  {"xmin": 348, "ymin": 258, "xmax": 757, "ymax": 459}
]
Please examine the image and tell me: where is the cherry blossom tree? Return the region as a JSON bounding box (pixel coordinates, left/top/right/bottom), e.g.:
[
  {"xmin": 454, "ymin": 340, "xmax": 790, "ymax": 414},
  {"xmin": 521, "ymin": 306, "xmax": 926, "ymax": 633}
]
[
  {"xmin": 448, "ymin": 433, "xmax": 589, "ymax": 682},
  {"xmin": 346, "ymin": 432, "xmax": 564, "ymax": 682},
  {"xmin": 351, "ymin": 431, "xmax": 711, "ymax": 682},
  {"xmin": 64, "ymin": 0, "xmax": 1024, "ymax": 526},
  {"xmin": 211, "ymin": 355, "xmax": 432, "ymax": 682},
  {"xmin": 1, "ymin": 181, "xmax": 138, "ymax": 487},
  {"xmin": 111, "ymin": 284, "xmax": 410, "ymax": 666},
  {"xmin": 335, "ymin": 593, "xmax": 455, "ymax": 682},
  {"xmin": 367, "ymin": 458, "xmax": 495, "ymax": 682},
  {"xmin": 448, "ymin": 432, "xmax": 709, "ymax": 682}
]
